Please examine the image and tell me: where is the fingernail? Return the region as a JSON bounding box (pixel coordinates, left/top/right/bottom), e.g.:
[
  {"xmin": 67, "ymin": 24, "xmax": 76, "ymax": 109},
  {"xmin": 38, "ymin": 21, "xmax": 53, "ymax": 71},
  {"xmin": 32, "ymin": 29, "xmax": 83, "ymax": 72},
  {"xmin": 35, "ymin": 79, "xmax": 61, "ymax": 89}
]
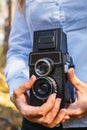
[
  {"xmin": 52, "ymin": 93, "xmax": 56, "ymax": 98},
  {"xmin": 57, "ymin": 98, "xmax": 61, "ymax": 103},
  {"xmin": 31, "ymin": 75, "xmax": 36, "ymax": 80}
]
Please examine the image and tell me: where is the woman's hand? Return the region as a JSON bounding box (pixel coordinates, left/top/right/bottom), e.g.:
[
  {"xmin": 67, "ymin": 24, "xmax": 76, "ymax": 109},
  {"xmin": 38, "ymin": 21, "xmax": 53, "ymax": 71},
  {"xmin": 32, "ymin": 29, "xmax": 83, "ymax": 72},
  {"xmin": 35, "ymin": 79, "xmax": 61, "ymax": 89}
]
[
  {"xmin": 10, "ymin": 75, "xmax": 68, "ymax": 128},
  {"xmin": 66, "ymin": 68, "xmax": 87, "ymax": 118}
]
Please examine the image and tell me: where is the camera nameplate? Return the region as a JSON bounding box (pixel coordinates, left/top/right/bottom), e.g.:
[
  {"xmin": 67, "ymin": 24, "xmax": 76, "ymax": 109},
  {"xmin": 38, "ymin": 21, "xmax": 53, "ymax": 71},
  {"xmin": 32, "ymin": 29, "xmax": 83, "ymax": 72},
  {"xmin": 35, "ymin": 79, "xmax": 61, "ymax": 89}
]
[{"xmin": 29, "ymin": 52, "xmax": 62, "ymax": 65}]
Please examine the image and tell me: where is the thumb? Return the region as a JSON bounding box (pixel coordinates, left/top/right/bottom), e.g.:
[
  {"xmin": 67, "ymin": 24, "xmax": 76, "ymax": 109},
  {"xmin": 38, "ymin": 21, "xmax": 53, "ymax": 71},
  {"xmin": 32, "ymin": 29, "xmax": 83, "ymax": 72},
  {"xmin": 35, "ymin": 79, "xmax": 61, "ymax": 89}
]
[
  {"xmin": 68, "ymin": 68, "xmax": 82, "ymax": 90},
  {"xmin": 13, "ymin": 75, "xmax": 36, "ymax": 96},
  {"xmin": 66, "ymin": 102, "xmax": 80, "ymax": 117}
]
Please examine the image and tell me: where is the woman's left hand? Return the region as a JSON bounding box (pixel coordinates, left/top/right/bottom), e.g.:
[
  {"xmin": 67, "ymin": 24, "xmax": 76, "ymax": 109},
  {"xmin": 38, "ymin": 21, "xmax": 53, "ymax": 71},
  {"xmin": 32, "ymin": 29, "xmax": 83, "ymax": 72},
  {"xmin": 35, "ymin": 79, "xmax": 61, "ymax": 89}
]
[{"xmin": 65, "ymin": 68, "xmax": 87, "ymax": 119}]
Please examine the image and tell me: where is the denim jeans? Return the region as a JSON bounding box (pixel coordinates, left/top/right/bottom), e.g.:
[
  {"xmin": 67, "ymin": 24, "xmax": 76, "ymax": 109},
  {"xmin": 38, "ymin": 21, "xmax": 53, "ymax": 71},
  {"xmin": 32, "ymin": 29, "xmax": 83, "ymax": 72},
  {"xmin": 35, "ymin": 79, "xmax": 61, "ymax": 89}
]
[{"xmin": 21, "ymin": 118, "xmax": 87, "ymax": 130}]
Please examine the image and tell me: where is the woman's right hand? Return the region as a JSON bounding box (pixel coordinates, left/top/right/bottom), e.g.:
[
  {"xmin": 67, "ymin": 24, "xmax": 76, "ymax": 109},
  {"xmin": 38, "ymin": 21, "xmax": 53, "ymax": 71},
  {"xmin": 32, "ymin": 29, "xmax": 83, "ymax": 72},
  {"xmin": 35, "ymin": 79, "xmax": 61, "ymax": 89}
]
[{"xmin": 10, "ymin": 75, "xmax": 68, "ymax": 128}]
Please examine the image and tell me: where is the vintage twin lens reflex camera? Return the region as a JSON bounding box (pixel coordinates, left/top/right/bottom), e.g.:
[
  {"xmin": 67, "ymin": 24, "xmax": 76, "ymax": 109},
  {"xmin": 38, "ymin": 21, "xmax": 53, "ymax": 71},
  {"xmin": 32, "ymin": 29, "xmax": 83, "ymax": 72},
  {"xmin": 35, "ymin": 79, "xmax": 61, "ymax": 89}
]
[{"xmin": 29, "ymin": 28, "xmax": 74, "ymax": 108}]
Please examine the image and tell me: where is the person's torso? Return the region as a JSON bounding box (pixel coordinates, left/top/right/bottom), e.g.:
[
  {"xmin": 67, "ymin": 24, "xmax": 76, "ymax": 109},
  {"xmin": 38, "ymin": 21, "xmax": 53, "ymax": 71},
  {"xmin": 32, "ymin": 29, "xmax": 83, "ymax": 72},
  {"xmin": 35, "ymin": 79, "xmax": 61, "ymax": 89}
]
[{"xmin": 24, "ymin": 0, "xmax": 87, "ymax": 128}]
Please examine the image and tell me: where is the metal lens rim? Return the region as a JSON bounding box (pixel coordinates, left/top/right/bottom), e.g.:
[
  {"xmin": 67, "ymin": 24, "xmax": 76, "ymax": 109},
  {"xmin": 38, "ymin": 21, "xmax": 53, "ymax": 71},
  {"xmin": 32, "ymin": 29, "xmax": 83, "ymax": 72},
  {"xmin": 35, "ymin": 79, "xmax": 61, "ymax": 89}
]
[
  {"xmin": 32, "ymin": 77, "xmax": 53, "ymax": 100},
  {"xmin": 34, "ymin": 58, "xmax": 52, "ymax": 76}
]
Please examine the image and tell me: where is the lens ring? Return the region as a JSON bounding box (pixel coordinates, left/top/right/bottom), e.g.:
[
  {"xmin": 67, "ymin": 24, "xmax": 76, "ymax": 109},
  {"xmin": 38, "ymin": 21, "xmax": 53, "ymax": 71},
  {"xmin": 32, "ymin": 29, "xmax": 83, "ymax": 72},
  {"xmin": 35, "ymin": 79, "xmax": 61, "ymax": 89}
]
[
  {"xmin": 32, "ymin": 77, "xmax": 57, "ymax": 100},
  {"xmin": 35, "ymin": 58, "xmax": 53, "ymax": 76}
]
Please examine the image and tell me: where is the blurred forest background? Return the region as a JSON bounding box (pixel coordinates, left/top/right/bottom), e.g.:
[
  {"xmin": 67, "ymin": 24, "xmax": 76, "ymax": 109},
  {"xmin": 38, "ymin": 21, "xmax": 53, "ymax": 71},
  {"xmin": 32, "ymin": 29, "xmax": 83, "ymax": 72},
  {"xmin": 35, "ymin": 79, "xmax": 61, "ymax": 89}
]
[{"xmin": 0, "ymin": 0, "xmax": 22, "ymax": 130}]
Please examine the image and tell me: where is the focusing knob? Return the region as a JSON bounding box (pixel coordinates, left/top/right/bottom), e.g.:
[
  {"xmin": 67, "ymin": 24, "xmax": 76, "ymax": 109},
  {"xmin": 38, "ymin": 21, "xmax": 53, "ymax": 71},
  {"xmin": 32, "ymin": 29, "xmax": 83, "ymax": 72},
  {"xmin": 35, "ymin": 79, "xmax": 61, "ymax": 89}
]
[{"xmin": 32, "ymin": 76, "xmax": 57, "ymax": 100}]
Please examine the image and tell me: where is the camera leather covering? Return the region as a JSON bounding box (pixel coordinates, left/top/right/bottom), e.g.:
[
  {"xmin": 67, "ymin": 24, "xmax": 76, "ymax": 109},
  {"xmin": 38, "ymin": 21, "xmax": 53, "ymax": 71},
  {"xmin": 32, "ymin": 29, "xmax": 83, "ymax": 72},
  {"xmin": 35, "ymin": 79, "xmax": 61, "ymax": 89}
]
[{"xmin": 29, "ymin": 28, "xmax": 74, "ymax": 108}]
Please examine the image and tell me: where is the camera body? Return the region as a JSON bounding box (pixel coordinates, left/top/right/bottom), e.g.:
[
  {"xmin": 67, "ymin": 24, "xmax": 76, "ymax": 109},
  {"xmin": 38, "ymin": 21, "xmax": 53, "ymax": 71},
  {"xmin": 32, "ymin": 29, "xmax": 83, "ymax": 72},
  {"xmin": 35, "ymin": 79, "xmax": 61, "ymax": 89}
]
[{"xmin": 29, "ymin": 28, "xmax": 74, "ymax": 108}]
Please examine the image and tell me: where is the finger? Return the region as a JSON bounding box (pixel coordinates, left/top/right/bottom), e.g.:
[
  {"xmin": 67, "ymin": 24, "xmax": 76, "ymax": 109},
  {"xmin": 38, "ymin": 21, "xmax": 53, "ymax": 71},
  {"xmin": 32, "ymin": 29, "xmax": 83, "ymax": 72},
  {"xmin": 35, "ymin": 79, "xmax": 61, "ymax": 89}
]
[
  {"xmin": 13, "ymin": 75, "xmax": 36, "ymax": 96},
  {"xmin": 39, "ymin": 93, "xmax": 57, "ymax": 116},
  {"xmin": 61, "ymin": 115, "xmax": 70, "ymax": 123},
  {"xmin": 20, "ymin": 93, "xmax": 56, "ymax": 118},
  {"xmin": 43, "ymin": 98, "xmax": 61, "ymax": 125},
  {"xmin": 68, "ymin": 68, "xmax": 83, "ymax": 90},
  {"xmin": 48, "ymin": 109, "xmax": 66, "ymax": 128},
  {"xmin": 66, "ymin": 102, "xmax": 82, "ymax": 117},
  {"xmin": 18, "ymin": 94, "xmax": 57, "ymax": 123},
  {"xmin": 20, "ymin": 104, "xmax": 41, "ymax": 118}
]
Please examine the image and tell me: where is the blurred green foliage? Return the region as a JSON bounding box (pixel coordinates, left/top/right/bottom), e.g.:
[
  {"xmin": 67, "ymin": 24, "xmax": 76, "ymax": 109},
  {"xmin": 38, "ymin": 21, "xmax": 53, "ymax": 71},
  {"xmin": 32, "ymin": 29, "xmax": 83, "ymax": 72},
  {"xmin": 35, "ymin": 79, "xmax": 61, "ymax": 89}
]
[
  {"xmin": 0, "ymin": 46, "xmax": 3, "ymax": 67},
  {"xmin": 0, "ymin": 46, "xmax": 6, "ymax": 69}
]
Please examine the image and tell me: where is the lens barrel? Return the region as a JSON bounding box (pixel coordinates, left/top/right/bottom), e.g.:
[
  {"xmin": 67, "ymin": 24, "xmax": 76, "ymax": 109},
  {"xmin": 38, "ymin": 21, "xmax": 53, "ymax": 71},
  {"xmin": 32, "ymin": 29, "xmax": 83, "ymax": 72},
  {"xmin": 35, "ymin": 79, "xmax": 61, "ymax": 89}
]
[
  {"xmin": 34, "ymin": 58, "xmax": 53, "ymax": 76},
  {"xmin": 32, "ymin": 77, "xmax": 57, "ymax": 100}
]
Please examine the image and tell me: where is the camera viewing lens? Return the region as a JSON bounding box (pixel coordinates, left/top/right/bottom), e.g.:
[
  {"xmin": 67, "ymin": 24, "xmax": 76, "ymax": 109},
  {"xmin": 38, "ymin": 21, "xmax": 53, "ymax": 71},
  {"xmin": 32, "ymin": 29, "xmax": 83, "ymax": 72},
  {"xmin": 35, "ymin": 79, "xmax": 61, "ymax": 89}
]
[
  {"xmin": 35, "ymin": 58, "xmax": 53, "ymax": 76},
  {"xmin": 32, "ymin": 77, "xmax": 57, "ymax": 100}
]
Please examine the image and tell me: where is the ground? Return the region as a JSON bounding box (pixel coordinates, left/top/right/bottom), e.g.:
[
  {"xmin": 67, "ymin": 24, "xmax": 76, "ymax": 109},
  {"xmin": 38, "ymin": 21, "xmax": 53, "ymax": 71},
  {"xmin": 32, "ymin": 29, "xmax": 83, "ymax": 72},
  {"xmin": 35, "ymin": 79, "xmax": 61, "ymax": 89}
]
[{"xmin": 0, "ymin": 72, "xmax": 22, "ymax": 130}]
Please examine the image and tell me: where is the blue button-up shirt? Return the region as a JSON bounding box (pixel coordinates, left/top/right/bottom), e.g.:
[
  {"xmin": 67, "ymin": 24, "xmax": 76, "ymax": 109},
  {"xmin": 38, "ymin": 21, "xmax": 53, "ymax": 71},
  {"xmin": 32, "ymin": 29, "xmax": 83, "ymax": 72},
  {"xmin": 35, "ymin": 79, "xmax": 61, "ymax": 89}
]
[{"xmin": 5, "ymin": 0, "xmax": 87, "ymax": 128}]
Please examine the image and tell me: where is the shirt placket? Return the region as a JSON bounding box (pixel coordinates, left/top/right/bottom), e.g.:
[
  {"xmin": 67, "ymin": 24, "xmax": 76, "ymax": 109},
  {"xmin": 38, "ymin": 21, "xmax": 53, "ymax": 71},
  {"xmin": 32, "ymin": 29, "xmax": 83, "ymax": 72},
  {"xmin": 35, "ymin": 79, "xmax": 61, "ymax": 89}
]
[{"xmin": 52, "ymin": 0, "xmax": 65, "ymax": 26}]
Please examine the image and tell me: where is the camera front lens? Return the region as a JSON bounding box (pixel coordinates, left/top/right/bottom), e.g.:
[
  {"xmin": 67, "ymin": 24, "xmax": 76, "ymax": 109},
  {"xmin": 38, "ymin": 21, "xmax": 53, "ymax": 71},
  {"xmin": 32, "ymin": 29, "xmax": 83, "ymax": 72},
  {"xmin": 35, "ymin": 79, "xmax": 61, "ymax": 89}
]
[
  {"xmin": 38, "ymin": 83, "xmax": 50, "ymax": 96},
  {"xmin": 32, "ymin": 77, "xmax": 57, "ymax": 100},
  {"xmin": 35, "ymin": 58, "xmax": 53, "ymax": 76}
]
